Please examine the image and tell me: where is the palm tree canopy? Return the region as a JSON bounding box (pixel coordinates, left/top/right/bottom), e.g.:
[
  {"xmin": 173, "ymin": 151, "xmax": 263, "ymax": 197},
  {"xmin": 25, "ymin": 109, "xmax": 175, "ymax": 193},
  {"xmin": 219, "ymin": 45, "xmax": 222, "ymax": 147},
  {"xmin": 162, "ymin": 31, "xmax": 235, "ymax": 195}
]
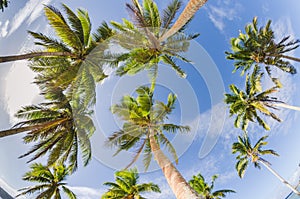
[
  {"xmin": 17, "ymin": 163, "xmax": 76, "ymax": 199},
  {"xmin": 232, "ymin": 135, "xmax": 279, "ymax": 178},
  {"xmin": 107, "ymin": 0, "xmax": 199, "ymax": 90},
  {"xmin": 101, "ymin": 168, "xmax": 161, "ymax": 199},
  {"xmin": 107, "ymin": 86, "xmax": 190, "ymax": 170},
  {"xmin": 224, "ymin": 65, "xmax": 282, "ymax": 131},
  {"xmin": 226, "ymin": 17, "xmax": 299, "ymax": 86},
  {"xmin": 13, "ymin": 87, "xmax": 94, "ymax": 172},
  {"xmin": 189, "ymin": 173, "xmax": 235, "ymax": 199}
]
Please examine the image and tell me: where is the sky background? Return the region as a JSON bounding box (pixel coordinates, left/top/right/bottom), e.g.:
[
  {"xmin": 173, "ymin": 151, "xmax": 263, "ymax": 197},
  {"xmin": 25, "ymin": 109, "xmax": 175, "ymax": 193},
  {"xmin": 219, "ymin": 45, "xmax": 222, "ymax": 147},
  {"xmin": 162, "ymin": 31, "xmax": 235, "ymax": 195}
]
[{"xmin": 0, "ymin": 0, "xmax": 300, "ymax": 199}]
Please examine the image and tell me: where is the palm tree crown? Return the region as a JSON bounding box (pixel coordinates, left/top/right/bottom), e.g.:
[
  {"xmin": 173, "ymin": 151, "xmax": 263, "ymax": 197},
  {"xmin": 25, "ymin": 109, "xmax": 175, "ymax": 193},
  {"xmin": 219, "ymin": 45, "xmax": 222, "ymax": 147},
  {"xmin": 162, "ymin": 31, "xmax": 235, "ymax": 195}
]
[
  {"xmin": 224, "ymin": 65, "xmax": 282, "ymax": 131},
  {"xmin": 101, "ymin": 168, "xmax": 161, "ymax": 199},
  {"xmin": 17, "ymin": 163, "xmax": 76, "ymax": 199},
  {"xmin": 226, "ymin": 17, "xmax": 299, "ymax": 87},
  {"xmin": 108, "ymin": 0, "xmax": 199, "ymax": 91},
  {"xmin": 189, "ymin": 173, "xmax": 235, "ymax": 199},
  {"xmin": 232, "ymin": 135, "xmax": 278, "ymax": 178}
]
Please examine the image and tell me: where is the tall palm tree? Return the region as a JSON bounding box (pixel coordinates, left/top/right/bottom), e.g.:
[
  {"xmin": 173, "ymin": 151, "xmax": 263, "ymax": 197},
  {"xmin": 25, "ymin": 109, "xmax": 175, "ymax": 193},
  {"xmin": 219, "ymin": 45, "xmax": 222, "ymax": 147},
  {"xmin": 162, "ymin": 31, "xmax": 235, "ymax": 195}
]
[
  {"xmin": 16, "ymin": 163, "xmax": 76, "ymax": 199},
  {"xmin": 107, "ymin": 86, "xmax": 201, "ymax": 199},
  {"xmin": 224, "ymin": 65, "xmax": 300, "ymax": 131},
  {"xmin": 159, "ymin": 0, "xmax": 208, "ymax": 42},
  {"xmin": 232, "ymin": 134, "xmax": 300, "ymax": 195},
  {"xmin": 226, "ymin": 17, "xmax": 299, "ymax": 86},
  {"xmin": 109, "ymin": 0, "xmax": 199, "ymax": 91},
  {"xmin": 0, "ymin": 87, "xmax": 94, "ymax": 172},
  {"xmin": 0, "ymin": 4, "xmax": 114, "ymax": 65},
  {"xmin": 189, "ymin": 173, "xmax": 235, "ymax": 199},
  {"xmin": 0, "ymin": 0, "xmax": 8, "ymax": 12},
  {"xmin": 101, "ymin": 168, "xmax": 160, "ymax": 199}
]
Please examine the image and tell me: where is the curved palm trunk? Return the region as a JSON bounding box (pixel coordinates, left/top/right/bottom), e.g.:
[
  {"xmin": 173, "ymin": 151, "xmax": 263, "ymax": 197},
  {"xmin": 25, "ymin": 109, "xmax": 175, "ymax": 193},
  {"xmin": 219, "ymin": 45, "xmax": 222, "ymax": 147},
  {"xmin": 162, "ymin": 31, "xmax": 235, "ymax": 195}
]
[
  {"xmin": 159, "ymin": 0, "xmax": 208, "ymax": 42},
  {"xmin": 273, "ymin": 103, "xmax": 300, "ymax": 111},
  {"xmin": 0, "ymin": 118, "xmax": 68, "ymax": 138},
  {"xmin": 259, "ymin": 159, "xmax": 300, "ymax": 195},
  {"xmin": 0, "ymin": 52, "xmax": 75, "ymax": 63},
  {"xmin": 149, "ymin": 130, "xmax": 202, "ymax": 199}
]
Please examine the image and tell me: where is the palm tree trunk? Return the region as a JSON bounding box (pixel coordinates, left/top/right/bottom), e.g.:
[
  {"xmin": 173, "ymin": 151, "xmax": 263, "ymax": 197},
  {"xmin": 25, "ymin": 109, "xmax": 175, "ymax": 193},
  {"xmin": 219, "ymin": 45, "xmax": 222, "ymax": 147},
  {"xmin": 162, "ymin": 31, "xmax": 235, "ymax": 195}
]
[
  {"xmin": 0, "ymin": 118, "xmax": 69, "ymax": 138},
  {"xmin": 0, "ymin": 52, "xmax": 75, "ymax": 63},
  {"xmin": 274, "ymin": 103, "xmax": 300, "ymax": 111},
  {"xmin": 279, "ymin": 55, "xmax": 300, "ymax": 62},
  {"xmin": 159, "ymin": 0, "xmax": 208, "ymax": 42},
  {"xmin": 149, "ymin": 130, "xmax": 202, "ymax": 199},
  {"xmin": 259, "ymin": 159, "xmax": 300, "ymax": 195}
]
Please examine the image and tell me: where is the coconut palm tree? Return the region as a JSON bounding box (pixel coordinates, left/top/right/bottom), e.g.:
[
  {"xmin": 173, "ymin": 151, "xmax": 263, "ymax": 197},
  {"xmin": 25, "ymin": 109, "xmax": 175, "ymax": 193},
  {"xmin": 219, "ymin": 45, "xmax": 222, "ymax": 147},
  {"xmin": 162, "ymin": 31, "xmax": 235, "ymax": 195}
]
[
  {"xmin": 101, "ymin": 168, "xmax": 160, "ymax": 199},
  {"xmin": 0, "ymin": 4, "xmax": 114, "ymax": 65},
  {"xmin": 108, "ymin": 0, "xmax": 199, "ymax": 91},
  {"xmin": 189, "ymin": 173, "xmax": 235, "ymax": 199},
  {"xmin": 159, "ymin": 0, "xmax": 208, "ymax": 42},
  {"xmin": 17, "ymin": 163, "xmax": 76, "ymax": 199},
  {"xmin": 0, "ymin": 0, "xmax": 8, "ymax": 12},
  {"xmin": 232, "ymin": 134, "xmax": 300, "ymax": 195},
  {"xmin": 224, "ymin": 65, "xmax": 300, "ymax": 131},
  {"xmin": 107, "ymin": 86, "xmax": 201, "ymax": 199},
  {"xmin": 226, "ymin": 17, "xmax": 299, "ymax": 86},
  {"xmin": 0, "ymin": 87, "xmax": 94, "ymax": 172}
]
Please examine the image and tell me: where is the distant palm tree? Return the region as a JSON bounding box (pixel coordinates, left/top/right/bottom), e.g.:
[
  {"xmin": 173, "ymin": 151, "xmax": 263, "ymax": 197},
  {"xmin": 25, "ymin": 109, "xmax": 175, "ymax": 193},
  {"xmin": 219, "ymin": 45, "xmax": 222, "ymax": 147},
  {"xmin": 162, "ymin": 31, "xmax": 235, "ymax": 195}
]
[
  {"xmin": 0, "ymin": 87, "xmax": 94, "ymax": 172},
  {"xmin": 101, "ymin": 168, "xmax": 160, "ymax": 199},
  {"xmin": 109, "ymin": 0, "xmax": 199, "ymax": 91},
  {"xmin": 189, "ymin": 173, "xmax": 235, "ymax": 199},
  {"xmin": 17, "ymin": 163, "xmax": 76, "ymax": 199},
  {"xmin": 232, "ymin": 134, "xmax": 300, "ymax": 195},
  {"xmin": 0, "ymin": 0, "xmax": 8, "ymax": 12},
  {"xmin": 160, "ymin": 0, "xmax": 208, "ymax": 42},
  {"xmin": 107, "ymin": 86, "xmax": 201, "ymax": 199},
  {"xmin": 226, "ymin": 17, "xmax": 299, "ymax": 87}
]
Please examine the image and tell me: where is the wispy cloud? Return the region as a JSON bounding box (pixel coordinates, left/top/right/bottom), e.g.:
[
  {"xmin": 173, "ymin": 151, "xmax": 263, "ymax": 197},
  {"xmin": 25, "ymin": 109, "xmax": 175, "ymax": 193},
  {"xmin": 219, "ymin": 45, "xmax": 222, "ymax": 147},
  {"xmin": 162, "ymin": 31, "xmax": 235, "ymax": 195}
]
[
  {"xmin": 0, "ymin": 20, "xmax": 9, "ymax": 37},
  {"xmin": 206, "ymin": 0, "xmax": 242, "ymax": 32},
  {"xmin": 70, "ymin": 186, "xmax": 103, "ymax": 199},
  {"xmin": 7, "ymin": 0, "xmax": 53, "ymax": 36}
]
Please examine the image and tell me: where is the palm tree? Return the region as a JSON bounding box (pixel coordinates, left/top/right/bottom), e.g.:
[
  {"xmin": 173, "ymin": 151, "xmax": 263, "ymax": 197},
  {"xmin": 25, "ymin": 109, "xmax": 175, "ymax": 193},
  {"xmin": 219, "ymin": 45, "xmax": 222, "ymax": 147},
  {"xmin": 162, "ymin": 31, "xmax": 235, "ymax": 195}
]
[
  {"xmin": 16, "ymin": 163, "xmax": 76, "ymax": 199},
  {"xmin": 189, "ymin": 173, "xmax": 235, "ymax": 199},
  {"xmin": 0, "ymin": 4, "xmax": 114, "ymax": 65},
  {"xmin": 159, "ymin": 0, "xmax": 208, "ymax": 42},
  {"xmin": 107, "ymin": 86, "xmax": 201, "ymax": 199},
  {"xmin": 226, "ymin": 17, "xmax": 299, "ymax": 86},
  {"xmin": 0, "ymin": 87, "xmax": 94, "ymax": 172},
  {"xmin": 109, "ymin": 0, "xmax": 199, "ymax": 91},
  {"xmin": 0, "ymin": 0, "xmax": 8, "ymax": 12},
  {"xmin": 232, "ymin": 134, "xmax": 300, "ymax": 195},
  {"xmin": 101, "ymin": 168, "xmax": 160, "ymax": 199}
]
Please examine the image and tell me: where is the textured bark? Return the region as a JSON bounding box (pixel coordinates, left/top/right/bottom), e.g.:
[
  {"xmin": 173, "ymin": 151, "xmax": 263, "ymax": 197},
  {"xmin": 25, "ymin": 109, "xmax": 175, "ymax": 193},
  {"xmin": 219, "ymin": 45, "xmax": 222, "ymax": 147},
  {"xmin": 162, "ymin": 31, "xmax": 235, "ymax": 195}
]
[
  {"xmin": 259, "ymin": 159, "xmax": 300, "ymax": 195},
  {"xmin": 149, "ymin": 130, "xmax": 202, "ymax": 199},
  {"xmin": 0, "ymin": 51, "xmax": 75, "ymax": 63},
  {"xmin": 159, "ymin": 0, "xmax": 208, "ymax": 42},
  {"xmin": 0, "ymin": 118, "xmax": 69, "ymax": 138}
]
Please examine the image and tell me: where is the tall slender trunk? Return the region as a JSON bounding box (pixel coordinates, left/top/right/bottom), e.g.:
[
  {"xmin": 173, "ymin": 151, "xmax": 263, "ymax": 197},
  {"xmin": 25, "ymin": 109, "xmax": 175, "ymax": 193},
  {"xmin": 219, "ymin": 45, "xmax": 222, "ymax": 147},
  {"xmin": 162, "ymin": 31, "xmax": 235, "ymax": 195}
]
[
  {"xmin": 0, "ymin": 118, "xmax": 69, "ymax": 138},
  {"xmin": 159, "ymin": 0, "xmax": 208, "ymax": 42},
  {"xmin": 259, "ymin": 159, "xmax": 300, "ymax": 195},
  {"xmin": 279, "ymin": 55, "xmax": 300, "ymax": 62},
  {"xmin": 274, "ymin": 103, "xmax": 300, "ymax": 111},
  {"xmin": 0, "ymin": 52, "xmax": 75, "ymax": 63},
  {"xmin": 149, "ymin": 129, "xmax": 202, "ymax": 199}
]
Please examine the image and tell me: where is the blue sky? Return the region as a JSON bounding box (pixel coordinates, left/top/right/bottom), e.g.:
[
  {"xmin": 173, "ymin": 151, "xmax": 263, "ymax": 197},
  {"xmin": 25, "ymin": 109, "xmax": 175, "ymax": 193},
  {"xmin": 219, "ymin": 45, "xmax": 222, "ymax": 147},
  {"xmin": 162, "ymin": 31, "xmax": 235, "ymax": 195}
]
[{"xmin": 0, "ymin": 0, "xmax": 300, "ymax": 198}]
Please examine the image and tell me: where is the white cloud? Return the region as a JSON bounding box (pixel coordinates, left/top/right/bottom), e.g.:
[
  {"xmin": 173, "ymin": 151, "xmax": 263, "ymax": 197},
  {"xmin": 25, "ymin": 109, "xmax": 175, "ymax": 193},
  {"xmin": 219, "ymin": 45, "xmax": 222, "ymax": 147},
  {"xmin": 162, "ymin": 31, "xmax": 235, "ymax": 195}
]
[
  {"xmin": 206, "ymin": 0, "xmax": 242, "ymax": 32},
  {"xmin": 7, "ymin": 0, "xmax": 53, "ymax": 36},
  {"xmin": 0, "ymin": 20, "xmax": 9, "ymax": 37},
  {"xmin": 70, "ymin": 186, "xmax": 103, "ymax": 199}
]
